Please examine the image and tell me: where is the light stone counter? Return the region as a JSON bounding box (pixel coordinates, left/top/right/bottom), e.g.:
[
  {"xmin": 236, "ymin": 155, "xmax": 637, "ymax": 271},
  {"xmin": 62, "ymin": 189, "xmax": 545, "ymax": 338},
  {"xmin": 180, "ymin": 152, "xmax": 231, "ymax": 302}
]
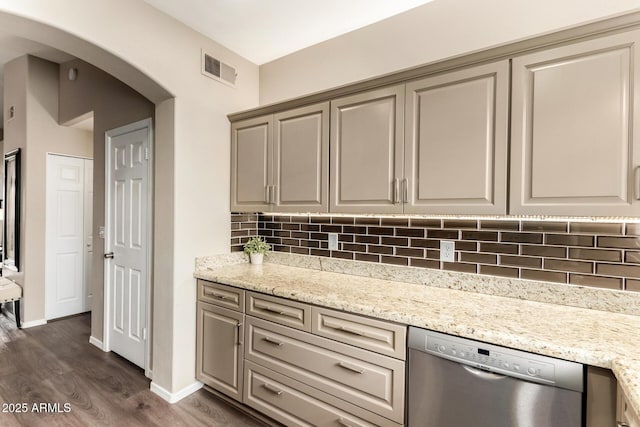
[{"xmin": 195, "ymin": 252, "xmax": 640, "ymax": 419}]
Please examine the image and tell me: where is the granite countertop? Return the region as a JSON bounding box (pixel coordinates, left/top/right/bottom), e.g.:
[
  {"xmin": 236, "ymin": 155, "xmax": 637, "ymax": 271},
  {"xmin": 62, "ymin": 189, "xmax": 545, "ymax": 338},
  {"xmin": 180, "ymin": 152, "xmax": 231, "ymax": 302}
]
[{"xmin": 194, "ymin": 253, "xmax": 640, "ymax": 419}]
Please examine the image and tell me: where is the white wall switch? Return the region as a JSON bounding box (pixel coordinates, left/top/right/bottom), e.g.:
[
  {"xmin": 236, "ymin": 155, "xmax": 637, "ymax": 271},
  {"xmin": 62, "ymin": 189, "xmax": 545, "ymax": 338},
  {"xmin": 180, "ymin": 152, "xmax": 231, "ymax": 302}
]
[
  {"xmin": 440, "ymin": 240, "xmax": 455, "ymax": 262},
  {"xmin": 328, "ymin": 233, "xmax": 339, "ymax": 250}
]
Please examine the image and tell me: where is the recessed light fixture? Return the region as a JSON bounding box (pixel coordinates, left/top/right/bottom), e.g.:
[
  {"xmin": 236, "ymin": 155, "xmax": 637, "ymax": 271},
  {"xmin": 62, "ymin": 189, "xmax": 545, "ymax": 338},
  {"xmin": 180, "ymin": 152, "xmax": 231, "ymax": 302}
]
[{"xmin": 68, "ymin": 67, "xmax": 78, "ymax": 81}]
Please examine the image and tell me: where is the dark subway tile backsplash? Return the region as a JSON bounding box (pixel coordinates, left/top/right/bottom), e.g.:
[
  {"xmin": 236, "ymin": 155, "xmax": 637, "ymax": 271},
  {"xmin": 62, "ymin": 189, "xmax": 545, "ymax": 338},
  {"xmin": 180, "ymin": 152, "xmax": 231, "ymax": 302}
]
[{"xmin": 230, "ymin": 214, "xmax": 640, "ymax": 292}]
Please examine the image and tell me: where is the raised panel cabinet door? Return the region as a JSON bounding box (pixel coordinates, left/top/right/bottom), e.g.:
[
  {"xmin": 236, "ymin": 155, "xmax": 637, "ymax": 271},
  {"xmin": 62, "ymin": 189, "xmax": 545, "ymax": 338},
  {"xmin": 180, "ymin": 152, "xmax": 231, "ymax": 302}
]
[
  {"xmin": 196, "ymin": 301, "xmax": 244, "ymax": 401},
  {"xmin": 273, "ymin": 102, "xmax": 329, "ymax": 212},
  {"xmin": 404, "ymin": 60, "xmax": 509, "ymax": 214},
  {"xmin": 331, "ymin": 85, "xmax": 404, "ymax": 213},
  {"xmin": 231, "ymin": 115, "xmax": 273, "ymax": 212},
  {"xmin": 511, "ymin": 30, "xmax": 640, "ymax": 216}
]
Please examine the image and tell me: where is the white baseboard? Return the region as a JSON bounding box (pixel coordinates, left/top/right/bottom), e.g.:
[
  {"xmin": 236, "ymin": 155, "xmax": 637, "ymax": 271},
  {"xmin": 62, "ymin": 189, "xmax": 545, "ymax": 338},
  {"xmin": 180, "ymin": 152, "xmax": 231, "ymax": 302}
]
[
  {"xmin": 21, "ymin": 319, "xmax": 47, "ymax": 328},
  {"xmin": 150, "ymin": 380, "xmax": 203, "ymax": 403},
  {"xmin": 89, "ymin": 336, "xmax": 108, "ymax": 351}
]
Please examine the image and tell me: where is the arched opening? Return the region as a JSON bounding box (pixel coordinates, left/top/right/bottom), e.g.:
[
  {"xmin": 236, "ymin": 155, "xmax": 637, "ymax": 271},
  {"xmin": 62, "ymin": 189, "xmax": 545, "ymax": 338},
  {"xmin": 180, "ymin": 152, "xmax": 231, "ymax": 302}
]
[{"xmin": 0, "ymin": 9, "xmax": 174, "ymax": 386}]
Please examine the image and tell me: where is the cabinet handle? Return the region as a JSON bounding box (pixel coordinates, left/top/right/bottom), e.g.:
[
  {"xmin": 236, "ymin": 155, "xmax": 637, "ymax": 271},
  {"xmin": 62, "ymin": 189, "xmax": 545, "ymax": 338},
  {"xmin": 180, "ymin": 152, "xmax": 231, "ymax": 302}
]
[
  {"xmin": 204, "ymin": 291, "xmax": 228, "ymax": 300},
  {"xmin": 268, "ymin": 185, "xmax": 275, "ymax": 204},
  {"xmin": 236, "ymin": 322, "xmax": 243, "ymax": 345},
  {"xmin": 337, "ymin": 361, "xmax": 365, "ymax": 374},
  {"xmin": 261, "ymin": 382, "xmax": 283, "ymax": 396},
  {"xmin": 635, "ymin": 167, "xmax": 640, "ymax": 200},
  {"xmin": 255, "ymin": 301, "xmax": 300, "ymax": 319},
  {"xmin": 323, "ymin": 319, "xmax": 388, "ymax": 343},
  {"xmin": 337, "ymin": 417, "xmax": 364, "ymax": 427},
  {"xmin": 402, "ymin": 178, "xmax": 408, "ymax": 203},
  {"xmin": 393, "ymin": 178, "xmax": 400, "ymax": 204},
  {"xmin": 263, "ymin": 336, "xmax": 284, "ymax": 347}
]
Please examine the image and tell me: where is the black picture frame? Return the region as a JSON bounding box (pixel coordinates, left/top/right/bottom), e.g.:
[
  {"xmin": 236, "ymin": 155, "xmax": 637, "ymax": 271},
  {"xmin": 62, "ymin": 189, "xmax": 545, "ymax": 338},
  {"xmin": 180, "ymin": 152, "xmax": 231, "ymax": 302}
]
[{"xmin": 4, "ymin": 148, "xmax": 20, "ymax": 272}]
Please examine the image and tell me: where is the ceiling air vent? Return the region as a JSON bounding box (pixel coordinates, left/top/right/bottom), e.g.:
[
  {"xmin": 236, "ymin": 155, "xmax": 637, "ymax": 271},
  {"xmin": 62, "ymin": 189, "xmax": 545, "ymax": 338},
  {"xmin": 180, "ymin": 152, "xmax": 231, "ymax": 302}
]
[{"xmin": 201, "ymin": 50, "xmax": 237, "ymax": 87}]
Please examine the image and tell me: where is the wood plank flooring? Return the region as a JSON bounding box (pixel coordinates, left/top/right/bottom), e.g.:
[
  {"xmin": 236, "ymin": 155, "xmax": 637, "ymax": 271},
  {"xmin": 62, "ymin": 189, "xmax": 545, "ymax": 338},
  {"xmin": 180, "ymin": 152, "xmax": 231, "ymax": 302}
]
[{"xmin": 0, "ymin": 312, "xmax": 267, "ymax": 426}]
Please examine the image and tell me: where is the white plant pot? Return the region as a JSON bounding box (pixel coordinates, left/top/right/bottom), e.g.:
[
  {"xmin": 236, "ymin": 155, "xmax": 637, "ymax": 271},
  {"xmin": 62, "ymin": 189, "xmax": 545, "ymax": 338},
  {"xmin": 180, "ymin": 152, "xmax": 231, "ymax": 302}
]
[{"xmin": 249, "ymin": 253, "xmax": 264, "ymax": 265}]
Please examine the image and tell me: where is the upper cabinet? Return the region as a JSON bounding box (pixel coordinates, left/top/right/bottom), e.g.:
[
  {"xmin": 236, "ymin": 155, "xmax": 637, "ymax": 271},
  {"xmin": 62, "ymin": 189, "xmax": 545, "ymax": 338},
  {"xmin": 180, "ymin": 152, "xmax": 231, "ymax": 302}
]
[
  {"xmin": 231, "ymin": 116, "xmax": 273, "ymax": 212},
  {"xmin": 510, "ymin": 30, "xmax": 640, "ymax": 216},
  {"xmin": 330, "ymin": 85, "xmax": 405, "ymax": 213},
  {"xmin": 231, "ymin": 102, "xmax": 329, "ymax": 213},
  {"xmin": 404, "ymin": 60, "xmax": 509, "ymax": 214},
  {"xmin": 231, "ymin": 19, "xmax": 640, "ymax": 218}
]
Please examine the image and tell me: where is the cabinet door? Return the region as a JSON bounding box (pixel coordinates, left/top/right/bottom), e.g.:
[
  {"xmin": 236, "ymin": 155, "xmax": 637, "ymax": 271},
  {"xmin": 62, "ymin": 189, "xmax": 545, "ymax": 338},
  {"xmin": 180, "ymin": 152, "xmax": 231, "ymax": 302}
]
[
  {"xmin": 404, "ymin": 61, "xmax": 509, "ymax": 214},
  {"xmin": 231, "ymin": 115, "xmax": 273, "ymax": 212},
  {"xmin": 196, "ymin": 301, "xmax": 244, "ymax": 400},
  {"xmin": 273, "ymin": 102, "xmax": 329, "ymax": 212},
  {"xmin": 511, "ymin": 30, "xmax": 640, "ymax": 216},
  {"xmin": 331, "ymin": 85, "xmax": 404, "ymax": 213}
]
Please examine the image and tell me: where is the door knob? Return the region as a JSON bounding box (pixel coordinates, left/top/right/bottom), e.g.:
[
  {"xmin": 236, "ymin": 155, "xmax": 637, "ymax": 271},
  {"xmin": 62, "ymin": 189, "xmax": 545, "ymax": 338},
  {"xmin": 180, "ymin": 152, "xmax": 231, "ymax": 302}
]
[{"xmin": 104, "ymin": 252, "xmax": 114, "ymax": 259}]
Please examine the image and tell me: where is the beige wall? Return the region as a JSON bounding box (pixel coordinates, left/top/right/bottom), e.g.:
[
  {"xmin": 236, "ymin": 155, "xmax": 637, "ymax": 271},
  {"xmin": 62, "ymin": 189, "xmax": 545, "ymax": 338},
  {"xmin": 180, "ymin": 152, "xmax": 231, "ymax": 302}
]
[
  {"xmin": 3, "ymin": 55, "xmax": 92, "ymax": 323},
  {"xmin": 58, "ymin": 58, "xmax": 155, "ymax": 345},
  {"xmin": 260, "ymin": 0, "xmax": 640, "ymax": 104},
  {"xmin": 0, "ymin": 0, "xmax": 259, "ymax": 396}
]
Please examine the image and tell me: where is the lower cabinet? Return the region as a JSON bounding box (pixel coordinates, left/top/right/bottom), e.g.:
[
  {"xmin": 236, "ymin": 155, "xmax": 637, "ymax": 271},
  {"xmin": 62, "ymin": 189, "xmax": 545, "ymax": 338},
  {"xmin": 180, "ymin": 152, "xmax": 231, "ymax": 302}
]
[
  {"xmin": 196, "ymin": 296, "xmax": 245, "ymax": 401},
  {"xmin": 196, "ymin": 280, "xmax": 406, "ymax": 426}
]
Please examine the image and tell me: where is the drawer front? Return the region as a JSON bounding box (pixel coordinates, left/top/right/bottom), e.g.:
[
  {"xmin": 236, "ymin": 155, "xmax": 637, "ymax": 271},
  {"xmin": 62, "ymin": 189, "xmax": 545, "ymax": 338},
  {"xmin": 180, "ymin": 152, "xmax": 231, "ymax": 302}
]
[
  {"xmin": 312, "ymin": 307, "xmax": 407, "ymax": 360},
  {"xmin": 247, "ymin": 292, "xmax": 311, "ymax": 332},
  {"xmin": 244, "ymin": 361, "xmax": 401, "ymax": 427},
  {"xmin": 198, "ymin": 280, "xmax": 245, "ymax": 311},
  {"xmin": 245, "ymin": 317, "xmax": 405, "ymax": 423}
]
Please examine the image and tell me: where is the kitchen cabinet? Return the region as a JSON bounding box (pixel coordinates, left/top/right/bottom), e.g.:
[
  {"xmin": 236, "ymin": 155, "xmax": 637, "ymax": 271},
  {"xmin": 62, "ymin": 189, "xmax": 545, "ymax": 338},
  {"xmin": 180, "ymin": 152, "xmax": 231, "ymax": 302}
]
[
  {"xmin": 330, "ymin": 85, "xmax": 405, "ymax": 214},
  {"xmin": 511, "ymin": 29, "xmax": 640, "ymax": 216},
  {"xmin": 196, "ymin": 279, "xmax": 406, "ymax": 425},
  {"xmin": 196, "ymin": 280, "xmax": 245, "ymax": 400},
  {"xmin": 231, "ymin": 102, "xmax": 329, "ymax": 213},
  {"xmin": 404, "ymin": 60, "xmax": 509, "ymax": 214},
  {"xmin": 231, "ymin": 115, "xmax": 272, "ymax": 212},
  {"xmin": 618, "ymin": 382, "xmax": 640, "ymax": 427}
]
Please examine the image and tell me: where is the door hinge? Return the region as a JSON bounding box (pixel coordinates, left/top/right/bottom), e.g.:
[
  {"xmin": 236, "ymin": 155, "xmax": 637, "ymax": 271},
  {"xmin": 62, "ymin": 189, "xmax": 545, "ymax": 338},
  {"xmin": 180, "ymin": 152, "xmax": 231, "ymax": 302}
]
[
  {"xmin": 142, "ymin": 327, "xmax": 147, "ymax": 341},
  {"xmin": 144, "ymin": 147, "xmax": 149, "ymax": 160}
]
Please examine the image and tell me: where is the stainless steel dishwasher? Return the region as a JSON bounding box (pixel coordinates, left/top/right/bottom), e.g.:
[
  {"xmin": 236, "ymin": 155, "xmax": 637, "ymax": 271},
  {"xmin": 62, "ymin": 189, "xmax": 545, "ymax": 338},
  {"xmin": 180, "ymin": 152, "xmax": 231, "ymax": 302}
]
[{"xmin": 408, "ymin": 328, "xmax": 585, "ymax": 427}]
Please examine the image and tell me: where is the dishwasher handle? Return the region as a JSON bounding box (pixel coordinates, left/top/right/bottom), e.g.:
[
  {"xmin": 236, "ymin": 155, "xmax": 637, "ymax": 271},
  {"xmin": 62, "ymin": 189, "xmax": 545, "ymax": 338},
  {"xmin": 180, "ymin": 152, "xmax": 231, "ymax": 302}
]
[{"xmin": 462, "ymin": 364, "xmax": 508, "ymax": 380}]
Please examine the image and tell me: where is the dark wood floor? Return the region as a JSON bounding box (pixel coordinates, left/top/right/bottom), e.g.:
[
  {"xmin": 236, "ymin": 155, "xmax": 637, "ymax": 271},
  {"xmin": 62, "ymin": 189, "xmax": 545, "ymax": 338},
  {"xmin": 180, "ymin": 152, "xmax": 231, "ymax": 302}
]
[{"xmin": 0, "ymin": 311, "xmax": 267, "ymax": 426}]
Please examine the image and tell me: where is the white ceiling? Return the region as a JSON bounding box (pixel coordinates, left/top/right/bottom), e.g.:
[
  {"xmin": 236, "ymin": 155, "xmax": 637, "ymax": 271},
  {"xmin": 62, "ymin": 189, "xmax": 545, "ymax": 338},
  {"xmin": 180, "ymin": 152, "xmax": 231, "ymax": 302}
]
[{"xmin": 144, "ymin": 0, "xmax": 434, "ymax": 65}]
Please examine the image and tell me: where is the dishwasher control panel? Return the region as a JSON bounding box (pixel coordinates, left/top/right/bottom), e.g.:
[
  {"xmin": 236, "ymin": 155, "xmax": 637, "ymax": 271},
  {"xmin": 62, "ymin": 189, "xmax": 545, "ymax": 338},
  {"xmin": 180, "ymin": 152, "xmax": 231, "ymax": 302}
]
[
  {"xmin": 408, "ymin": 328, "xmax": 584, "ymax": 392},
  {"xmin": 425, "ymin": 334, "xmax": 555, "ymax": 383}
]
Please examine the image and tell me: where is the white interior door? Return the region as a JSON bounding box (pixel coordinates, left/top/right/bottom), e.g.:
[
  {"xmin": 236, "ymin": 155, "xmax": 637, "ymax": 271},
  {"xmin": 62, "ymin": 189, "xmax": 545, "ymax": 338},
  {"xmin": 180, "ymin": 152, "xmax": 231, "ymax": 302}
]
[
  {"xmin": 45, "ymin": 155, "xmax": 93, "ymax": 320},
  {"xmin": 105, "ymin": 119, "xmax": 151, "ymax": 369}
]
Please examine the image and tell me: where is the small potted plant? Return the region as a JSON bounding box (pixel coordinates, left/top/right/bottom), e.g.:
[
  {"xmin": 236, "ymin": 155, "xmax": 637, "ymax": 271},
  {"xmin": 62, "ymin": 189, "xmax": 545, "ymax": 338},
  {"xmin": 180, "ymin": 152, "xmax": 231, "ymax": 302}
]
[{"xmin": 243, "ymin": 236, "xmax": 271, "ymax": 265}]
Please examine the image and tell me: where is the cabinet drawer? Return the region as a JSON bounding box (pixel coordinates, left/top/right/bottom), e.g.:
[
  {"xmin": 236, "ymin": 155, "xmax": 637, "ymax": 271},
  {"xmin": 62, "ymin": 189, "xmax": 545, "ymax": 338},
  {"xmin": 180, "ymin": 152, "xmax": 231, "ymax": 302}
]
[
  {"xmin": 312, "ymin": 307, "xmax": 406, "ymax": 360},
  {"xmin": 247, "ymin": 292, "xmax": 311, "ymax": 332},
  {"xmin": 244, "ymin": 361, "xmax": 402, "ymax": 427},
  {"xmin": 198, "ymin": 280, "xmax": 245, "ymax": 311},
  {"xmin": 245, "ymin": 317, "xmax": 405, "ymax": 423}
]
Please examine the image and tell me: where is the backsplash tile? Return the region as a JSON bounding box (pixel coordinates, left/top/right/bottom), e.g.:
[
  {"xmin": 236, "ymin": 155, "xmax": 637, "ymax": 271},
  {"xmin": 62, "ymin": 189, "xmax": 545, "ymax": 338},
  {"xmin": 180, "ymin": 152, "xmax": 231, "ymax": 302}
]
[{"xmin": 230, "ymin": 213, "xmax": 640, "ymax": 292}]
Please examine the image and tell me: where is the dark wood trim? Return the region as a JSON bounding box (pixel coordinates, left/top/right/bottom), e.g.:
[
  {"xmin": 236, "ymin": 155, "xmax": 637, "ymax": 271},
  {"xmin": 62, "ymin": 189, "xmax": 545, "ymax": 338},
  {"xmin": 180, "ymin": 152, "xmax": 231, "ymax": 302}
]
[{"xmin": 229, "ymin": 10, "xmax": 640, "ymax": 122}]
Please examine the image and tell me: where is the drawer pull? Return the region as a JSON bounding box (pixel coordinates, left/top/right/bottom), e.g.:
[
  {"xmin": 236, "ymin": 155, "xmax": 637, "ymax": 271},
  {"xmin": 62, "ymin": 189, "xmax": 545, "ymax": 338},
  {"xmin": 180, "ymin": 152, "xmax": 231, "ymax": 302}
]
[
  {"xmin": 338, "ymin": 417, "xmax": 364, "ymax": 427},
  {"xmin": 324, "ymin": 319, "xmax": 388, "ymax": 343},
  {"xmin": 263, "ymin": 336, "xmax": 284, "ymax": 347},
  {"xmin": 204, "ymin": 291, "xmax": 231, "ymax": 301},
  {"xmin": 337, "ymin": 361, "xmax": 365, "ymax": 374},
  {"xmin": 262, "ymin": 382, "xmax": 283, "ymax": 396},
  {"xmin": 255, "ymin": 301, "xmax": 300, "ymax": 319}
]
